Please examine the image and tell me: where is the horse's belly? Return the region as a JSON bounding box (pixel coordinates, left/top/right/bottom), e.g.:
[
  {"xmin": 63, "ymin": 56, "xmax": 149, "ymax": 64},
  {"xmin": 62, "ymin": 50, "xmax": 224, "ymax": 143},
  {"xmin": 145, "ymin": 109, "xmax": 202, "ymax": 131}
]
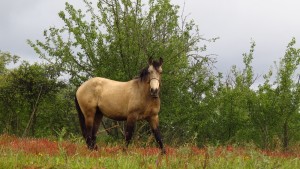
[
  {"xmin": 96, "ymin": 82, "xmax": 131, "ymax": 121},
  {"xmin": 102, "ymin": 111, "xmax": 127, "ymax": 121},
  {"xmin": 98, "ymin": 101, "xmax": 128, "ymax": 121}
]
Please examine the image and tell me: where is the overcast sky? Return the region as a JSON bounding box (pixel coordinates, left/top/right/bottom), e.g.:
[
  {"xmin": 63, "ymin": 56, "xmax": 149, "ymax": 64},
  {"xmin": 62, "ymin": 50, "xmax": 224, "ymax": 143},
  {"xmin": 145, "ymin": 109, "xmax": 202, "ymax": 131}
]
[{"xmin": 1, "ymin": 0, "xmax": 300, "ymax": 81}]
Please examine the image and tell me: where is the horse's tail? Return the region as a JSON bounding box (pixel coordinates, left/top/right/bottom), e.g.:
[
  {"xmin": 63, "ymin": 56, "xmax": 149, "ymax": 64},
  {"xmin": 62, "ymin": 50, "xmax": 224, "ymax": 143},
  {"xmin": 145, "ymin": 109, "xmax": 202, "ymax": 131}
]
[{"xmin": 75, "ymin": 95, "xmax": 86, "ymax": 139}]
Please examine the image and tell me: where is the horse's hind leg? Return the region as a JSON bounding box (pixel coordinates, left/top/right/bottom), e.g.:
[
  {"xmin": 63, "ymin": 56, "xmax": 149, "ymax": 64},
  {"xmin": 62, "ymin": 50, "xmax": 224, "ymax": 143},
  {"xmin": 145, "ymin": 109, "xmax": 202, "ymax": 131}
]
[
  {"xmin": 91, "ymin": 108, "xmax": 103, "ymax": 150},
  {"xmin": 84, "ymin": 116, "xmax": 95, "ymax": 150},
  {"xmin": 81, "ymin": 107, "xmax": 99, "ymax": 150}
]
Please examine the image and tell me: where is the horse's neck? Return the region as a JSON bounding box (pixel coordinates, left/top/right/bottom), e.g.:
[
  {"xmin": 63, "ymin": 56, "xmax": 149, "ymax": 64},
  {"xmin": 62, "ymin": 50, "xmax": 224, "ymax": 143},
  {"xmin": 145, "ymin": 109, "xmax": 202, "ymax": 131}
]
[
  {"xmin": 136, "ymin": 79, "xmax": 160, "ymax": 102},
  {"xmin": 135, "ymin": 79, "xmax": 149, "ymax": 97}
]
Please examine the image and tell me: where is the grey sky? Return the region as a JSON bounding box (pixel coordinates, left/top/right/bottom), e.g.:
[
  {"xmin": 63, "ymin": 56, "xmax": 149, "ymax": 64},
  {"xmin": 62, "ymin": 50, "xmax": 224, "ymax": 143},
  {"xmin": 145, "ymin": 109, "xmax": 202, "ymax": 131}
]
[
  {"xmin": 172, "ymin": 0, "xmax": 300, "ymax": 75},
  {"xmin": 1, "ymin": 0, "xmax": 300, "ymax": 81}
]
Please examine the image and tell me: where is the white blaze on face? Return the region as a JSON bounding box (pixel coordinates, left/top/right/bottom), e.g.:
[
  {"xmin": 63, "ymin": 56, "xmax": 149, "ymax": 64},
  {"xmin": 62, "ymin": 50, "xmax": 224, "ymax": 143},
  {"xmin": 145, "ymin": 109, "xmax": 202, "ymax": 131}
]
[
  {"xmin": 148, "ymin": 65, "xmax": 160, "ymax": 96},
  {"xmin": 150, "ymin": 78, "xmax": 160, "ymax": 90}
]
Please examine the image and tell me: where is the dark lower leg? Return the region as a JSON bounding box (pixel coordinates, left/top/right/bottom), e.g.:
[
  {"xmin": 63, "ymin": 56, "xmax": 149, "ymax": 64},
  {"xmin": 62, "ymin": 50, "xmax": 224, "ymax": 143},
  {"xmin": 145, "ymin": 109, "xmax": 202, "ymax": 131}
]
[
  {"xmin": 152, "ymin": 128, "xmax": 165, "ymax": 154},
  {"xmin": 85, "ymin": 119, "xmax": 96, "ymax": 150},
  {"xmin": 86, "ymin": 126, "xmax": 96, "ymax": 150},
  {"xmin": 86, "ymin": 137, "xmax": 96, "ymax": 150},
  {"xmin": 125, "ymin": 123, "xmax": 135, "ymax": 147},
  {"xmin": 91, "ymin": 110, "xmax": 102, "ymax": 150}
]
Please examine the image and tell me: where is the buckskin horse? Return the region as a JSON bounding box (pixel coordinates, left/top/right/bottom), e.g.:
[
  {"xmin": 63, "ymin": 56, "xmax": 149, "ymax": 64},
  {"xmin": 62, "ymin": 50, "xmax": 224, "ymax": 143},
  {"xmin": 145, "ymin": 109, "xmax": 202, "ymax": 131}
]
[{"xmin": 75, "ymin": 57, "xmax": 165, "ymax": 154}]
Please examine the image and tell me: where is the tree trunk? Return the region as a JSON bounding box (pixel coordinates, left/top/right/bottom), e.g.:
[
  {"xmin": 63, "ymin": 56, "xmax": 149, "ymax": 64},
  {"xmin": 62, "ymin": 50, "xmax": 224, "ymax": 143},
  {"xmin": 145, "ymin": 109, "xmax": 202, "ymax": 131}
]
[
  {"xmin": 31, "ymin": 111, "xmax": 37, "ymax": 136},
  {"xmin": 22, "ymin": 87, "xmax": 43, "ymax": 137}
]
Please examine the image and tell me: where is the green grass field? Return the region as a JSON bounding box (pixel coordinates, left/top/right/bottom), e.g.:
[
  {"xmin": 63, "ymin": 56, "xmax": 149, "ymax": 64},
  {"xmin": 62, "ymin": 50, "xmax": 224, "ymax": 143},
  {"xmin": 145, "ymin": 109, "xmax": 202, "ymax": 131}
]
[{"xmin": 0, "ymin": 134, "xmax": 299, "ymax": 169}]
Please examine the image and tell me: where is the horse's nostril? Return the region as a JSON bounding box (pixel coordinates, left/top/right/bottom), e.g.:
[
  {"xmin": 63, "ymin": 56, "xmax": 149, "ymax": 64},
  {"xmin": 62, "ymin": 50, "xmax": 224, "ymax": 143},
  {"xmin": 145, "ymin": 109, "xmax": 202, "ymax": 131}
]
[{"xmin": 150, "ymin": 88, "xmax": 158, "ymax": 95}]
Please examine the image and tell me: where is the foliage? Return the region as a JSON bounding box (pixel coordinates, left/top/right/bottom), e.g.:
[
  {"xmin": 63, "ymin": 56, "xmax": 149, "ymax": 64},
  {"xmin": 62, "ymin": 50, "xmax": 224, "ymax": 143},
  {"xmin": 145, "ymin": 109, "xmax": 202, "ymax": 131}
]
[
  {"xmin": 0, "ymin": 60, "xmax": 76, "ymax": 137},
  {"xmin": 212, "ymin": 39, "xmax": 300, "ymax": 150},
  {"xmin": 28, "ymin": 0, "xmax": 213, "ymax": 84},
  {"xmin": 0, "ymin": 51, "xmax": 19, "ymax": 75},
  {"xmin": 28, "ymin": 0, "xmax": 216, "ymax": 142}
]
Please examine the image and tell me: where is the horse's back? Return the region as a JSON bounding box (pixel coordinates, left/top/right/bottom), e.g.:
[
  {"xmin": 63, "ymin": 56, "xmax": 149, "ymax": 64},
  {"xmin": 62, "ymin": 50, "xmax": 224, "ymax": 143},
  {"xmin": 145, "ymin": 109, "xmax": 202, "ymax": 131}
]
[{"xmin": 76, "ymin": 77, "xmax": 104, "ymax": 99}]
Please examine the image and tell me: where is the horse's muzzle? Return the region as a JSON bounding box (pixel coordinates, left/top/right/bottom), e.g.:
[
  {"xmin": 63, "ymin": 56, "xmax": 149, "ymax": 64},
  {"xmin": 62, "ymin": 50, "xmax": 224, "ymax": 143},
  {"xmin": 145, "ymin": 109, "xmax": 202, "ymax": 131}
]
[{"xmin": 150, "ymin": 88, "xmax": 159, "ymax": 98}]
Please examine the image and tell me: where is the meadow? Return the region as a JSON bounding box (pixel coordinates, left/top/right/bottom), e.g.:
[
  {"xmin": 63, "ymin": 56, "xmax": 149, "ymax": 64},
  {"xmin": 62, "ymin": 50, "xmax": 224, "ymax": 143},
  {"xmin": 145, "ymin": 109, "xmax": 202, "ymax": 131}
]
[{"xmin": 0, "ymin": 134, "xmax": 299, "ymax": 169}]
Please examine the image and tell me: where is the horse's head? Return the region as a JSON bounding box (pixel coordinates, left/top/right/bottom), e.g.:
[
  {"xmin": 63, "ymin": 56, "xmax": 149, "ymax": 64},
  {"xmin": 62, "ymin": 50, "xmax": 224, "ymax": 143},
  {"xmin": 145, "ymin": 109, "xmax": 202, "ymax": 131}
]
[{"xmin": 147, "ymin": 57, "xmax": 163, "ymax": 98}]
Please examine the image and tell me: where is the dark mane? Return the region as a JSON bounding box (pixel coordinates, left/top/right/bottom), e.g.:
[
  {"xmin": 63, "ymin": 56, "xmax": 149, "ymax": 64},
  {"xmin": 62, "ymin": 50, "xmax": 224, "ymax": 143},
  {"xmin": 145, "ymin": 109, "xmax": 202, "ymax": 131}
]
[{"xmin": 138, "ymin": 66, "xmax": 149, "ymax": 81}]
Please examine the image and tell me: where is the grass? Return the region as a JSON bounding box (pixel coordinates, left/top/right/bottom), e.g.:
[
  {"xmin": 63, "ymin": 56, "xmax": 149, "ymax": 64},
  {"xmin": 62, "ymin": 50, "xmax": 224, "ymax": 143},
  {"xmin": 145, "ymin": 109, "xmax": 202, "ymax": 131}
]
[{"xmin": 0, "ymin": 134, "xmax": 299, "ymax": 169}]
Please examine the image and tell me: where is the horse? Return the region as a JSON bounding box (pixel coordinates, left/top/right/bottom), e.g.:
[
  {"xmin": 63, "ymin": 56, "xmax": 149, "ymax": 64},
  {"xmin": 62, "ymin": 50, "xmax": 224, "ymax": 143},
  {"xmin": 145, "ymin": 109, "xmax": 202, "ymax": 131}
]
[{"xmin": 75, "ymin": 57, "xmax": 165, "ymax": 154}]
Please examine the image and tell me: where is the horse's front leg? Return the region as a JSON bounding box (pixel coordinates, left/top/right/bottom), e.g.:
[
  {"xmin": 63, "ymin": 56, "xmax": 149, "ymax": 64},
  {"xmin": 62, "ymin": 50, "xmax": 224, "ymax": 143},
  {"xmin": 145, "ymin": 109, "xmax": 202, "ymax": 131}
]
[
  {"xmin": 124, "ymin": 115, "xmax": 136, "ymax": 148},
  {"xmin": 148, "ymin": 115, "xmax": 166, "ymax": 154}
]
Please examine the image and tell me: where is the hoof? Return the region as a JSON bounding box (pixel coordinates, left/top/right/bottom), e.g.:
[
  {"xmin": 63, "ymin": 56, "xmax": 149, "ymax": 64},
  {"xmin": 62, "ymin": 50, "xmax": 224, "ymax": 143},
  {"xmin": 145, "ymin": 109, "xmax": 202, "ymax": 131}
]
[
  {"xmin": 87, "ymin": 144, "xmax": 98, "ymax": 151},
  {"xmin": 94, "ymin": 145, "xmax": 98, "ymax": 151},
  {"xmin": 161, "ymin": 148, "xmax": 166, "ymax": 155},
  {"xmin": 122, "ymin": 147, "xmax": 128, "ymax": 152}
]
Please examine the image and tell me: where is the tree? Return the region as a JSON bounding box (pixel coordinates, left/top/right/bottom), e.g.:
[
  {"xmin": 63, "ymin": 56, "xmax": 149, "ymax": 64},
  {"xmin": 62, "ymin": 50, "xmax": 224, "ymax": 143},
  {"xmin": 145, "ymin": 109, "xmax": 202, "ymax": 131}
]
[
  {"xmin": 0, "ymin": 51, "xmax": 19, "ymax": 74},
  {"xmin": 210, "ymin": 42, "xmax": 256, "ymax": 144},
  {"xmin": 275, "ymin": 38, "xmax": 300, "ymax": 150},
  {"xmin": 225, "ymin": 38, "xmax": 300, "ymax": 150},
  {"xmin": 28, "ymin": 0, "xmax": 216, "ymax": 141},
  {"xmin": 0, "ymin": 61, "xmax": 65, "ymax": 136},
  {"xmin": 0, "ymin": 51, "xmax": 19, "ymax": 133}
]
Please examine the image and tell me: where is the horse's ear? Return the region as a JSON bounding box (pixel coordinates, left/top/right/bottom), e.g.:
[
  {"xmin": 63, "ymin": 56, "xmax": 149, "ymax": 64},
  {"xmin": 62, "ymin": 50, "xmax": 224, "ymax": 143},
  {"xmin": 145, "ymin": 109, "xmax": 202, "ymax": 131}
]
[
  {"xmin": 159, "ymin": 57, "xmax": 163, "ymax": 66},
  {"xmin": 148, "ymin": 57, "xmax": 153, "ymax": 65}
]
